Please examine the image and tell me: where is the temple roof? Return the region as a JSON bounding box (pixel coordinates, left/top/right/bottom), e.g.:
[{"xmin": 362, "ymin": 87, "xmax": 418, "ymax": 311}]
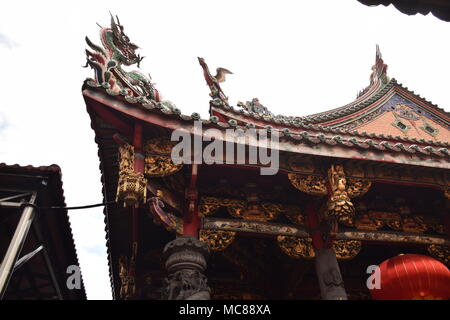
[
  {"xmin": 210, "ymin": 46, "xmax": 450, "ymax": 144},
  {"xmin": 81, "ymin": 17, "xmax": 450, "ymax": 297},
  {"xmin": 83, "ymin": 83, "xmax": 450, "ymax": 167},
  {"xmin": 83, "ymin": 17, "xmax": 450, "ymax": 170}
]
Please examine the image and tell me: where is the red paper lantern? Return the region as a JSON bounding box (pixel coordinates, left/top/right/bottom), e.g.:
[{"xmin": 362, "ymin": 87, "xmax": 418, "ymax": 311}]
[{"xmin": 370, "ymin": 254, "xmax": 450, "ymax": 300}]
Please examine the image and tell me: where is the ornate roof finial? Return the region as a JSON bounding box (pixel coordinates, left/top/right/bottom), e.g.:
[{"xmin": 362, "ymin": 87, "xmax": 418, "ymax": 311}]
[
  {"xmin": 84, "ymin": 14, "xmax": 160, "ymax": 102},
  {"xmin": 376, "ymin": 44, "xmax": 382, "ymax": 61},
  {"xmin": 198, "ymin": 57, "xmax": 232, "ymax": 107},
  {"xmin": 370, "ymin": 44, "xmax": 389, "ymax": 86}
]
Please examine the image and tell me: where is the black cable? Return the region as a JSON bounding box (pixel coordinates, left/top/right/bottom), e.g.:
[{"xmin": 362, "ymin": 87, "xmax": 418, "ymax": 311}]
[
  {"xmin": 18, "ymin": 201, "xmax": 117, "ymax": 211},
  {"xmin": 44, "ymin": 201, "xmax": 117, "ymax": 210}
]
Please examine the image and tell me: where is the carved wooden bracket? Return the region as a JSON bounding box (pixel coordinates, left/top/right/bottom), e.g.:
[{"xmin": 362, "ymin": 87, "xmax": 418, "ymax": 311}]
[
  {"xmin": 199, "ymin": 230, "xmax": 236, "ymax": 251},
  {"xmin": 143, "ymin": 137, "xmax": 183, "ymax": 177},
  {"xmin": 277, "ymin": 236, "xmax": 361, "ymax": 260},
  {"xmin": 427, "ymin": 244, "xmax": 450, "ymax": 266},
  {"xmin": 199, "ymin": 196, "xmax": 303, "ymax": 223},
  {"xmin": 287, "ymin": 173, "xmax": 327, "ymax": 196},
  {"xmin": 116, "ymin": 143, "xmax": 147, "ymax": 207},
  {"xmin": 325, "ymin": 165, "xmax": 355, "ymax": 225}
]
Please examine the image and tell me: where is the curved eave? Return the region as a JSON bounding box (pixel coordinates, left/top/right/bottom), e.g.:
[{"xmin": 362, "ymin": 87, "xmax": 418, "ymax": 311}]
[
  {"xmin": 212, "ymin": 78, "xmax": 450, "ymax": 143},
  {"xmin": 82, "ymin": 84, "xmax": 450, "ymax": 170},
  {"xmin": 302, "ymin": 77, "xmax": 393, "ymax": 123}
]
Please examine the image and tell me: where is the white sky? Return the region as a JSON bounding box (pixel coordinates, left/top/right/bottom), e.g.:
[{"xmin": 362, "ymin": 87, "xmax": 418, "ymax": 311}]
[{"xmin": 0, "ymin": 0, "xmax": 449, "ymax": 300}]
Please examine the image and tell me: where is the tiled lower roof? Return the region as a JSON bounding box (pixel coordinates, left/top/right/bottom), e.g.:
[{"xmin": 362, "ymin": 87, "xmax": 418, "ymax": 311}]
[{"xmin": 0, "ymin": 163, "xmax": 87, "ymax": 299}]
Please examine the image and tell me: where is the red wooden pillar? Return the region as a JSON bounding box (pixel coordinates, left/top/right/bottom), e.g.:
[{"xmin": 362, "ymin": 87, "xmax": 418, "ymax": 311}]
[
  {"xmin": 305, "ymin": 202, "xmax": 324, "ymax": 249},
  {"xmin": 128, "ymin": 122, "xmax": 144, "ymax": 297},
  {"xmin": 183, "ymin": 164, "xmax": 201, "ymax": 237},
  {"xmin": 132, "ymin": 122, "xmax": 144, "ymax": 242},
  {"xmin": 306, "ymin": 202, "xmax": 347, "ymax": 300}
]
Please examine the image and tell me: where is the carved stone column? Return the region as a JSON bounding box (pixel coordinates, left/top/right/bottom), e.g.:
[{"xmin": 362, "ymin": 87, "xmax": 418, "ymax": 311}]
[
  {"xmin": 315, "ymin": 248, "xmax": 348, "ymax": 300},
  {"xmin": 162, "ymin": 235, "xmax": 211, "ymax": 300}
]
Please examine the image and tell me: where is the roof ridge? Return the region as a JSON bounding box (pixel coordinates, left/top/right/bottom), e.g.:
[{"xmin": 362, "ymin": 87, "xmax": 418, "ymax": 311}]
[
  {"xmin": 83, "ymin": 85, "xmax": 450, "ymax": 158},
  {"xmin": 394, "ymin": 80, "xmax": 450, "ymax": 117}
]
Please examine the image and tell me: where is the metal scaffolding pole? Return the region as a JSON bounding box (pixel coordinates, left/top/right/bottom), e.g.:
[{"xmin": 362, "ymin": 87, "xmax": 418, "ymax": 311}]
[{"xmin": 0, "ymin": 192, "xmax": 37, "ymax": 299}]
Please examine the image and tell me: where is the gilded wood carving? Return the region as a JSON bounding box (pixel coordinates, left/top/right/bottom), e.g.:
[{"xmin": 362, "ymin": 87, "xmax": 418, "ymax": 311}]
[
  {"xmin": 277, "ymin": 236, "xmax": 315, "ymax": 259},
  {"xmin": 346, "ymin": 179, "xmax": 372, "ymax": 198},
  {"xmin": 116, "ymin": 143, "xmax": 147, "ymax": 207},
  {"xmin": 332, "ymin": 240, "xmax": 362, "ymax": 260},
  {"xmin": 277, "ymin": 236, "xmax": 362, "ymax": 260},
  {"xmin": 199, "ymin": 230, "xmax": 236, "ymax": 251},
  {"xmin": 427, "ymin": 244, "xmax": 450, "ymax": 266},
  {"xmin": 144, "ymin": 137, "xmax": 183, "ymax": 177},
  {"xmin": 353, "ymin": 211, "xmax": 444, "ymax": 234},
  {"xmin": 326, "ymin": 165, "xmax": 355, "ymax": 222},
  {"xmin": 198, "ymin": 196, "xmax": 303, "ymax": 223},
  {"xmin": 287, "ymin": 173, "xmax": 327, "ymax": 196}
]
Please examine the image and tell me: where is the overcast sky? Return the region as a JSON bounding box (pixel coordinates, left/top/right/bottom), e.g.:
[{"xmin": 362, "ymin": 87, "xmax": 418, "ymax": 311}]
[{"xmin": 1, "ymin": 0, "xmax": 449, "ymax": 299}]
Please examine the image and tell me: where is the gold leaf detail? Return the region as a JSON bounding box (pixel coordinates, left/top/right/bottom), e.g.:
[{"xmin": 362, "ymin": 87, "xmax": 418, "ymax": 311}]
[
  {"xmin": 288, "ymin": 173, "xmax": 327, "ymax": 196},
  {"xmin": 199, "ymin": 230, "xmax": 236, "ymax": 251}
]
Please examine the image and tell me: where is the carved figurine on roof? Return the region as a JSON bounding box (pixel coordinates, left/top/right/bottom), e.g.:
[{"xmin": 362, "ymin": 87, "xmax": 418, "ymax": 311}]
[
  {"xmin": 237, "ymin": 98, "xmax": 274, "ymax": 117},
  {"xmin": 198, "ymin": 57, "xmax": 308, "ymax": 124},
  {"xmin": 198, "ymin": 57, "xmax": 233, "ymax": 107},
  {"xmin": 84, "ymin": 14, "xmax": 175, "ymax": 110},
  {"xmin": 370, "ymin": 44, "xmax": 389, "ymax": 86}
]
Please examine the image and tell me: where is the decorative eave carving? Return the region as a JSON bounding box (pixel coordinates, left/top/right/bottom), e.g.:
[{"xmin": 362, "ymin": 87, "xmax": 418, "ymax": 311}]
[
  {"xmin": 277, "ymin": 236, "xmax": 362, "ymax": 260},
  {"xmin": 326, "ymin": 165, "xmax": 355, "ymax": 223},
  {"xmin": 198, "ymin": 196, "xmax": 303, "ymax": 223},
  {"xmin": 199, "ymin": 196, "xmax": 222, "ymax": 217},
  {"xmin": 277, "ymin": 236, "xmax": 315, "ymax": 259},
  {"xmin": 346, "ymin": 179, "xmax": 372, "ymax": 198},
  {"xmin": 427, "ymin": 244, "xmax": 450, "ymax": 266},
  {"xmin": 143, "ymin": 138, "xmax": 183, "ymax": 177},
  {"xmin": 145, "ymin": 156, "xmax": 183, "ymax": 177},
  {"xmin": 262, "ymin": 203, "xmax": 304, "ymax": 225},
  {"xmin": 287, "ymin": 173, "xmax": 328, "ymax": 196},
  {"xmin": 199, "ymin": 230, "xmax": 236, "ymax": 251},
  {"xmin": 144, "ymin": 137, "xmax": 177, "ymax": 155},
  {"xmin": 116, "ymin": 143, "xmax": 147, "ymax": 207},
  {"xmin": 353, "ymin": 211, "xmax": 445, "ymax": 234},
  {"xmin": 332, "ymin": 240, "xmax": 362, "ymax": 260}
]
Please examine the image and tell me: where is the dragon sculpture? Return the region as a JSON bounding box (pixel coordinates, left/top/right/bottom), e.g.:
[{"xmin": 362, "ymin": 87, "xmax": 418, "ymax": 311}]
[{"xmin": 85, "ymin": 14, "xmax": 173, "ymax": 107}]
